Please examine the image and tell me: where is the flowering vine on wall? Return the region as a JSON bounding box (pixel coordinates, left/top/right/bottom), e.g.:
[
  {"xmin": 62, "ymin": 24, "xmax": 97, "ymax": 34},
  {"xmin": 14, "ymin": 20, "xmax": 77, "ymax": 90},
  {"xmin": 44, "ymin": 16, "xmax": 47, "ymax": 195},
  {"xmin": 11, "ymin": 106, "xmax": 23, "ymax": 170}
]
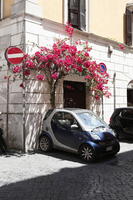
[{"xmin": 4, "ymin": 23, "xmax": 111, "ymax": 108}]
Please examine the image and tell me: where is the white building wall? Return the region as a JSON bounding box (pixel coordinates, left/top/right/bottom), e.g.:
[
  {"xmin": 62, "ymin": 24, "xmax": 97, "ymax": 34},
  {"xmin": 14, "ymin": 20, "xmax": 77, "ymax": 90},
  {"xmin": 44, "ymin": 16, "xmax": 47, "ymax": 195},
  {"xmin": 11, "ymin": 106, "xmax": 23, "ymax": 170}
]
[
  {"xmin": 0, "ymin": 1, "xmax": 133, "ymax": 151},
  {"xmin": 0, "ymin": 16, "xmax": 25, "ymax": 150}
]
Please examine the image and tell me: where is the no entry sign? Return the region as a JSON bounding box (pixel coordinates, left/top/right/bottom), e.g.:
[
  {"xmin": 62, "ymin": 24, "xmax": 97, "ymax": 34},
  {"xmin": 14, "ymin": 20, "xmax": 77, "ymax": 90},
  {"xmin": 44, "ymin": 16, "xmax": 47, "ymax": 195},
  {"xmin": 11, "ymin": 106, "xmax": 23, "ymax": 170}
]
[{"xmin": 5, "ymin": 46, "xmax": 24, "ymax": 64}]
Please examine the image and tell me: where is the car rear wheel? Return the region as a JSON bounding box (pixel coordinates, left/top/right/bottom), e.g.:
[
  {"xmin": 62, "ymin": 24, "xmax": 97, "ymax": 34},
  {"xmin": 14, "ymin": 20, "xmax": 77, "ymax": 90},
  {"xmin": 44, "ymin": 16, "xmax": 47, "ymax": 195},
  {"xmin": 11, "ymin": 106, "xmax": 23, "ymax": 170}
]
[
  {"xmin": 39, "ymin": 135, "xmax": 52, "ymax": 152},
  {"xmin": 79, "ymin": 144, "xmax": 96, "ymax": 162}
]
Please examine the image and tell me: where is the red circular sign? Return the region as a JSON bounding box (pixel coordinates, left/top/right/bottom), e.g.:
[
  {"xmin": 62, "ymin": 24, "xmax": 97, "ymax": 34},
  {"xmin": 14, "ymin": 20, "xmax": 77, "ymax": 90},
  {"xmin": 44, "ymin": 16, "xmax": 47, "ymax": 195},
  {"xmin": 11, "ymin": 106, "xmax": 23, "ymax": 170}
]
[{"xmin": 5, "ymin": 47, "xmax": 24, "ymax": 64}]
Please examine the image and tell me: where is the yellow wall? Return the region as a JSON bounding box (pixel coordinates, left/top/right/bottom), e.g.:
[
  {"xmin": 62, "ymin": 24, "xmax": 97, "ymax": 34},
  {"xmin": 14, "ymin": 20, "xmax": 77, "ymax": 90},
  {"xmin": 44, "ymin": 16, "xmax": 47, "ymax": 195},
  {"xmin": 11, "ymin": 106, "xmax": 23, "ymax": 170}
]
[
  {"xmin": 89, "ymin": 0, "xmax": 129, "ymax": 43},
  {"xmin": 38, "ymin": 0, "xmax": 63, "ymax": 23},
  {"xmin": 3, "ymin": 0, "xmax": 130, "ymax": 43},
  {"xmin": 3, "ymin": 0, "xmax": 14, "ymax": 18}
]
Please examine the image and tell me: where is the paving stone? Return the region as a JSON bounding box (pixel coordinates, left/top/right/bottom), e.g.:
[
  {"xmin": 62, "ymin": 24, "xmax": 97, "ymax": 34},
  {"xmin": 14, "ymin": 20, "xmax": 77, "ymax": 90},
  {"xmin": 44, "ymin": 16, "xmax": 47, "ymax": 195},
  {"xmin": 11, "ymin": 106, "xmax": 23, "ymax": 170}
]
[{"xmin": 0, "ymin": 142, "xmax": 133, "ymax": 199}]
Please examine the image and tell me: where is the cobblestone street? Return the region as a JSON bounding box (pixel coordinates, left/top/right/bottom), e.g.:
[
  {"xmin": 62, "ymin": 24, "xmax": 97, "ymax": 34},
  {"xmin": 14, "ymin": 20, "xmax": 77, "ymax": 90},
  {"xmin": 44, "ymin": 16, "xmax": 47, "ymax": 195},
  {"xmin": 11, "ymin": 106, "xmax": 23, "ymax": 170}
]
[{"xmin": 0, "ymin": 141, "xmax": 133, "ymax": 200}]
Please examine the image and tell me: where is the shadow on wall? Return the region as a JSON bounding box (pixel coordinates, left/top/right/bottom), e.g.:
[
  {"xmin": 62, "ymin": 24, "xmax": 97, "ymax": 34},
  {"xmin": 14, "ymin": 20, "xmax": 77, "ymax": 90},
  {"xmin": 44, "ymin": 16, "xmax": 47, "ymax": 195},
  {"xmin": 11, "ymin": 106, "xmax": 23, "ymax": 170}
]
[
  {"xmin": 24, "ymin": 80, "xmax": 49, "ymax": 152},
  {"xmin": 0, "ymin": 149, "xmax": 133, "ymax": 199},
  {"xmin": 87, "ymin": 91, "xmax": 102, "ymax": 117},
  {"xmin": 24, "ymin": 79, "xmax": 63, "ymax": 152}
]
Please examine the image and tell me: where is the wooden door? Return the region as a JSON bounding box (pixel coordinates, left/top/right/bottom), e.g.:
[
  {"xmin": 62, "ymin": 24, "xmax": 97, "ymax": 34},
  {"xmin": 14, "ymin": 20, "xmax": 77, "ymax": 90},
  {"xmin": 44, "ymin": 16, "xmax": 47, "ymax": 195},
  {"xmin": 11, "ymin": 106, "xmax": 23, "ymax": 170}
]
[{"xmin": 63, "ymin": 81, "xmax": 86, "ymax": 108}]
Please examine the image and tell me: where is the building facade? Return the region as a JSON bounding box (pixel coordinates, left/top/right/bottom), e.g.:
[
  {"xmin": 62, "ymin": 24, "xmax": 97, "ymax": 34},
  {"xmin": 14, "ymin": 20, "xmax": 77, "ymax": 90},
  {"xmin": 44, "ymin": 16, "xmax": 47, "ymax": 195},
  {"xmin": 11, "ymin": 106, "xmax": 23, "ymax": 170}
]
[{"xmin": 0, "ymin": 0, "xmax": 133, "ymax": 151}]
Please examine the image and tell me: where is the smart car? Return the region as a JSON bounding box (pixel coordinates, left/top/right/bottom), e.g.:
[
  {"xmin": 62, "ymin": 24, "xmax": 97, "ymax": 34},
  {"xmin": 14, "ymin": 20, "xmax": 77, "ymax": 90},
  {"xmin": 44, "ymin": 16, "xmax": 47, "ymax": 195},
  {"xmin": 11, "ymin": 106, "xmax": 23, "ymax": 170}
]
[
  {"xmin": 39, "ymin": 108, "xmax": 120, "ymax": 162},
  {"xmin": 109, "ymin": 107, "xmax": 133, "ymax": 140}
]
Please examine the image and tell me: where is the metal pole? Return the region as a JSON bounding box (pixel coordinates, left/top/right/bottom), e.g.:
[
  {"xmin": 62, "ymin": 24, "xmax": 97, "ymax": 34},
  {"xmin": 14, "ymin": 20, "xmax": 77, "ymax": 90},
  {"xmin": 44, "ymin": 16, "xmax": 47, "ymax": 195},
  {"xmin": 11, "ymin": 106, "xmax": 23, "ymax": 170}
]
[
  {"xmin": 6, "ymin": 62, "xmax": 10, "ymax": 147},
  {"xmin": 22, "ymin": 69, "xmax": 26, "ymax": 153}
]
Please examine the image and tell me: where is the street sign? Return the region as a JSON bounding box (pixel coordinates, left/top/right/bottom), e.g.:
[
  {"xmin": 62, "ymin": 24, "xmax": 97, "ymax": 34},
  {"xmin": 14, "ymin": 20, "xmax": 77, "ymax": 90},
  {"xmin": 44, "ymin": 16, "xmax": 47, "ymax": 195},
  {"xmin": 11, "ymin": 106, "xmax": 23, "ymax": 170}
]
[
  {"xmin": 99, "ymin": 63, "xmax": 107, "ymax": 73},
  {"xmin": 5, "ymin": 46, "xmax": 24, "ymax": 64}
]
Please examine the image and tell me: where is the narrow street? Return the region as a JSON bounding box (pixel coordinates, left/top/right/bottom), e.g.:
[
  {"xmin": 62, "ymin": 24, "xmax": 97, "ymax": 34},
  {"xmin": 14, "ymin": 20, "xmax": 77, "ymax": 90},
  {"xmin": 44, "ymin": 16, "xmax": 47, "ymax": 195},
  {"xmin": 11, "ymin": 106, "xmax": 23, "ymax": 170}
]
[{"xmin": 0, "ymin": 141, "xmax": 133, "ymax": 200}]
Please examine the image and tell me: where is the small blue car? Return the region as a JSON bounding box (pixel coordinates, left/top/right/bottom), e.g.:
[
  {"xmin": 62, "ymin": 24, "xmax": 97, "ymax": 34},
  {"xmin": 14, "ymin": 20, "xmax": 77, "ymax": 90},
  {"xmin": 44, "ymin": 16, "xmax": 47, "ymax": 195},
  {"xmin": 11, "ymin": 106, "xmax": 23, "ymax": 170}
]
[{"xmin": 39, "ymin": 108, "xmax": 120, "ymax": 162}]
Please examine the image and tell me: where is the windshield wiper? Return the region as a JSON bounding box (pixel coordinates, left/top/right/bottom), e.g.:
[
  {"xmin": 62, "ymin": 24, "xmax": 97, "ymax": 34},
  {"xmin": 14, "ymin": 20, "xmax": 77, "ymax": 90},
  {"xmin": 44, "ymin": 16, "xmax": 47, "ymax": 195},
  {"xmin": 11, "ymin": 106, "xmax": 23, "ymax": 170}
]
[{"xmin": 91, "ymin": 126, "xmax": 105, "ymax": 132}]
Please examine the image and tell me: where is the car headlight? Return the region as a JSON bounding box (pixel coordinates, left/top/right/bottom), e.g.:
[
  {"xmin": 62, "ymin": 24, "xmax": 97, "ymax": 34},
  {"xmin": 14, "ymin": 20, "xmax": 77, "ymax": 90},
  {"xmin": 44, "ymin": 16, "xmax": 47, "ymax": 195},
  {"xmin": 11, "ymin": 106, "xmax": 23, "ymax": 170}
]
[
  {"xmin": 91, "ymin": 134, "xmax": 101, "ymax": 140},
  {"xmin": 111, "ymin": 131, "xmax": 116, "ymax": 137}
]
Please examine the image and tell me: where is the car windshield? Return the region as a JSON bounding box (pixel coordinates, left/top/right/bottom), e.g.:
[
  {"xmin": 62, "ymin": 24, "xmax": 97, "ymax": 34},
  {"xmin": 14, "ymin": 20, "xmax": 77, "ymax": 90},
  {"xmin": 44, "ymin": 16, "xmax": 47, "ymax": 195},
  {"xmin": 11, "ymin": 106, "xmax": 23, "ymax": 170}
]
[{"xmin": 77, "ymin": 112, "xmax": 107, "ymax": 130}]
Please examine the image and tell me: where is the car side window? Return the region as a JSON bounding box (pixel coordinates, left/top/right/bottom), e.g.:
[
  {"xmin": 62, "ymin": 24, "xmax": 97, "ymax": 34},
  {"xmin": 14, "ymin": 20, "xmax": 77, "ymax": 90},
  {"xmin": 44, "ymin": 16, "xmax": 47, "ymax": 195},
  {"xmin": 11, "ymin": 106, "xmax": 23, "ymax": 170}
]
[
  {"xmin": 51, "ymin": 112, "xmax": 80, "ymax": 130},
  {"xmin": 63, "ymin": 112, "xmax": 81, "ymax": 130},
  {"xmin": 120, "ymin": 110, "xmax": 133, "ymax": 119},
  {"xmin": 51, "ymin": 112, "xmax": 63, "ymax": 125}
]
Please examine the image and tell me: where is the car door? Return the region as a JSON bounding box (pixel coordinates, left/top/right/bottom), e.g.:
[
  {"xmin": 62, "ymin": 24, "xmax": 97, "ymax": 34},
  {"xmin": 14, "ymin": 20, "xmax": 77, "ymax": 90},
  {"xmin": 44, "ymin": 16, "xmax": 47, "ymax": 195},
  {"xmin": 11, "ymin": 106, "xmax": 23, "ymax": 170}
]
[
  {"xmin": 120, "ymin": 109, "xmax": 133, "ymax": 131},
  {"xmin": 51, "ymin": 111, "xmax": 83, "ymax": 149}
]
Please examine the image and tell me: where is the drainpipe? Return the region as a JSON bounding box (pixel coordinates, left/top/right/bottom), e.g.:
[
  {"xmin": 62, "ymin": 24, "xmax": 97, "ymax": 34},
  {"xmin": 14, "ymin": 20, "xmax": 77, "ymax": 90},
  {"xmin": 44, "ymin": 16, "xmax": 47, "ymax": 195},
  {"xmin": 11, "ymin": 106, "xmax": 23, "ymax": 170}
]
[
  {"xmin": 22, "ymin": 16, "xmax": 26, "ymax": 153},
  {"xmin": 113, "ymin": 72, "xmax": 116, "ymax": 110},
  {"xmin": 101, "ymin": 95, "xmax": 104, "ymax": 120},
  {"xmin": 4, "ymin": 46, "xmax": 11, "ymax": 148}
]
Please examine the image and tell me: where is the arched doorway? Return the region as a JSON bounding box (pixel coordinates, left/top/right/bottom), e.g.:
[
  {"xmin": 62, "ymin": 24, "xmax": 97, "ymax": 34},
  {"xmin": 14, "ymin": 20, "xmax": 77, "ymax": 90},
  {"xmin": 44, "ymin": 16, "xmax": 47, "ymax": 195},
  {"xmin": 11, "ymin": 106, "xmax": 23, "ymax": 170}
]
[
  {"xmin": 63, "ymin": 81, "xmax": 86, "ymax": 108},
  {"xmin": 127, "ymin": 81, "xmax": 133, "ymax": 106}
]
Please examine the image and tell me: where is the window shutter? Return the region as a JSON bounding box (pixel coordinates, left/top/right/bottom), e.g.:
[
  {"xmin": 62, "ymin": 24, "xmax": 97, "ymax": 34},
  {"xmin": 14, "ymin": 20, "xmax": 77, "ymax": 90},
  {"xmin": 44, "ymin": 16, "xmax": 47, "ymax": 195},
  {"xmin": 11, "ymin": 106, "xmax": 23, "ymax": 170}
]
[
  {"xmin": 68, "ymin": 0, "xmax": 86, "ymax": 31},
  {"xmin": 125, "ymin": 8, "xmax": 132, "ymax": 46},
  {"xmin": 80, "ymin": 0, "xmax": 86, "ymax": 31},
  {"xmin": 68, "ymin": 0, "xmax": 79, "ymax": 28}
]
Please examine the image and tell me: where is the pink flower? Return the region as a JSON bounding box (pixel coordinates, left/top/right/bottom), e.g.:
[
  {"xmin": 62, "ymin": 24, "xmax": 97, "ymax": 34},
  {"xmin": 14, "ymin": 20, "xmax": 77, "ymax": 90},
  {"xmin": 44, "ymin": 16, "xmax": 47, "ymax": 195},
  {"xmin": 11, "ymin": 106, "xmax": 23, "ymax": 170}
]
[
  {"xmin": 26, "ymin": 60, "xmax": 35, "ymax": 69},
  {"xmin": 13, "ymin": 66, "xmax": 21, "ymax": 73},
  {"xmin": 64, "ymin": 56, "xmax": 73, "ymax": 66},
  {"xmin": 95, "ymin": 95, "xmax": 100, "ymax": 100},
  {"xmin": 65, "ymin": 23, "xmax": 74, "ymax": 37},
  {"xmin": 36, "ymin": 74, "xmax": 45, "ymax": 81},
  {"xmin": 24, "ymin": 70, "xmax": 30, "ymax": 76},
  {"xmin": 84, "ymin": 61, "xmax": 91, "ymax": 68},
  {"xmin": 85, "ymin": 75, "xmax": 91, "ymax": 80},
  {"xmin": 35, "ymin": 51, "xmax": 41, "ymax": 56},
  {"xmin": 40, "ymin": 55, "xmax": 48, "ymax": 62},
  {"xmin": 84, "ymin": 52, "xmax": 90, "ymax": 57},
  {"xmin": 77, "ymin": 66, "xmax": 83, "ymax": 72},
  {"xmin": 47, "ymin": 54, "xmax": 54, "ymax": 60},
  {"xmin": 53, "ymin": 47, "xmax": 62, "ymax": 55},
  {"xmin": 69, "ymin": 46, "xmax": 77, "ymax": 55},
  {"xmin": 51, "ymin": 72, "xmax": 59, "ymax": 80},
  {"xmin": 118, "ymin": 43, "xmax": 126, "ymax": 50},
  {"xmin": 104, "ymin": 91, "xmax": 111, "ymax": 98},
  {"xmin": 20, "ymin": 83, "xmax": 24, "ymax": 89},
  {"xmin": 4, "ymin": 76, "xmax": 11, "ymax": 79},
  {"xmin": 77, "ymin": 57, "xmax": 83, "ymax": 64}
]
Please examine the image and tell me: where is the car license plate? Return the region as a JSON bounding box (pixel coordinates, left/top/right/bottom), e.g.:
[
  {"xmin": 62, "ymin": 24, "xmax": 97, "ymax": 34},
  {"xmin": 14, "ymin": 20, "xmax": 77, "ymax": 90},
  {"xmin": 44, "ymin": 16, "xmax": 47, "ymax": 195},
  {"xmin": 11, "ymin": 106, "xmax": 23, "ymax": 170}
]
[{"xmin": 106, "ymin": 146, "xmax": 112, "ymax": 151}]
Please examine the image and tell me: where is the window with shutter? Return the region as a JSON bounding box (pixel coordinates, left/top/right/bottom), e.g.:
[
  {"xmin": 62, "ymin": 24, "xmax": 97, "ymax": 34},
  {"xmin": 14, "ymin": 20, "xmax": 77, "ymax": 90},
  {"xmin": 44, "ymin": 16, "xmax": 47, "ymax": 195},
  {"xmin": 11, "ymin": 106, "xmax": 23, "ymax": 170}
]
[
  {"xmin": 68, "ymin": 0, "xmax": 86, "ymax": 31},
  {"xmin": 125, "ymin": 8, "xmax": 132, "ymax": 46}
]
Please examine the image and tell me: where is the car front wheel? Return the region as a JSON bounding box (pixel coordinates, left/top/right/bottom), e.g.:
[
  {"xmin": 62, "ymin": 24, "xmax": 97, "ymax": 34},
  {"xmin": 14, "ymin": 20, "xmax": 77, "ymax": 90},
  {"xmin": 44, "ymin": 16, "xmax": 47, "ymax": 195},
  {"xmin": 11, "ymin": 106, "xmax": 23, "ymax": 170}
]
[
  {"xmin": 79, "ymin": 144, "xmax": 96, "ymax": 162},
  {"xmin": 39, "ymin": 135, "xmax": 52, "ymax": 152}
]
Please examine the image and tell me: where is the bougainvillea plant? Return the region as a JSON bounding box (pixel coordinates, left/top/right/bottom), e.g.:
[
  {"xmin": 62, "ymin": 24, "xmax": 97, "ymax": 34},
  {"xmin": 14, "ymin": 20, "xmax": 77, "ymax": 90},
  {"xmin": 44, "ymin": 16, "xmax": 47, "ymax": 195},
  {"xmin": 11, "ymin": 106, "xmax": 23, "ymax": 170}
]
[{"xmin": 5, "ymin": 23, "xmax": 111, "ymax": 108}]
